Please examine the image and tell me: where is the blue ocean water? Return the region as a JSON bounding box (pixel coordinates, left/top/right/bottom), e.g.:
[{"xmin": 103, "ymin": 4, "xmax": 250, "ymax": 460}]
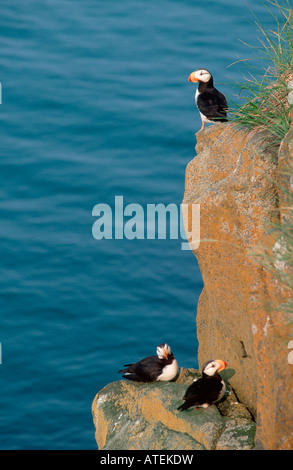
[{"xmin": 0, "ymin": 0, "xmax": 281, "ymax": 450}]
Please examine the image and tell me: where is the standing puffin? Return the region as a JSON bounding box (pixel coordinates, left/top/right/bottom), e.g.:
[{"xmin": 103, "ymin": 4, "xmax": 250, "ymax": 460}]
[
  {"xmin": 118, "ymin": 343, "xmax": 179, "ymax": 382},
  {"xmin": 177, "ymin": 359, "xmax": 227, "ymax": 411},
  {"xmin": 188, "ymin": 68, "xmax": 228, "ymax": 131}
]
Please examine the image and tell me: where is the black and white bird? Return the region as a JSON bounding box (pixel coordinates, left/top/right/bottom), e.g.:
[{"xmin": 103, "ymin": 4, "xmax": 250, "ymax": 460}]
[
  {"xmin": 118, "ymin": 343, "xmax": 179, "ymax": 382},
  {"xmin": 188, "ymin": 68, "xmax": 228, "ymax": 131},
  {"xmin": 177, "ymin": 359, "xmax": 227, "ymax": 411}
]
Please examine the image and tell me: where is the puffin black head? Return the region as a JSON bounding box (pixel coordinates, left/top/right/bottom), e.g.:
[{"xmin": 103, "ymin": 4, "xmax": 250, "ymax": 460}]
[
  {"xmin": 156, "ymin": 343, "xmax": 173, "ymax": 361},
  {"xmin": 188, "ymin": 68, "xmax": 213, "ymax": 88},
  {"xmin": 201, "ymin": 359, "xmax": 227, "ymax": 377}
]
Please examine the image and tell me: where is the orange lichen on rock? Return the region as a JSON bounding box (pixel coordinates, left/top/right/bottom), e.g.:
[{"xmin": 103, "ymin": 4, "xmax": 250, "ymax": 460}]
[{"xmin": 183, "ymin": 122, "xmax": 293, "ymax": 450}]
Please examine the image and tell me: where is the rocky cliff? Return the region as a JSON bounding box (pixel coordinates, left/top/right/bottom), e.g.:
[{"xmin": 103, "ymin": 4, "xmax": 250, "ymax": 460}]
[
  {"xmin": 183, "ymin": 122, "xmax": 293, "ymax": 450},
  {"xmin": 92, "ymin": 121, "xmax": 293, "ymax": 450}
]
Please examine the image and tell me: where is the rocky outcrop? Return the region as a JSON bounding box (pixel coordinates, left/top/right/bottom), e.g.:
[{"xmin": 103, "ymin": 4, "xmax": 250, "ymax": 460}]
[
  {"xmin": 92, "ymin": 368, "xmax": 256, "ymax": 450},
  {"xmin": 183, "ymin": 122, "xmax": 293, "ymax": 450},
  {"xmin": 92, "ymin": 121, "xmax": 293, "ymax": 451}
]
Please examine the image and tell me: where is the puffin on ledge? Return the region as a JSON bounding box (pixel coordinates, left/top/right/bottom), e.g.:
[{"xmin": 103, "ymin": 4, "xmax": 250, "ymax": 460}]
[
  {"xmin": 118, "ymin": 343, "xmax": 179, "ymax": 382},
  {"xmin": 177, "ymin": 359, "xmax": 227, "ymax": 411},
  {"xmin": 188, "ymin": 68, "xmax": 228, "ymax": 132}
]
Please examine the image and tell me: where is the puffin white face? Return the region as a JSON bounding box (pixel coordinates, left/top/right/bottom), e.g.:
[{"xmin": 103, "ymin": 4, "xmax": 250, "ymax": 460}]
[
  {"xmin": 156, "ymin": 343, "xmax": 171, "ymax": 360},
  {"xmin": 188, "ymin": 69, "xmax": 212, "ymax": 83},
  {"xmin": 203, "ymin": 359, "xmax": 227, "ymax": 376}
]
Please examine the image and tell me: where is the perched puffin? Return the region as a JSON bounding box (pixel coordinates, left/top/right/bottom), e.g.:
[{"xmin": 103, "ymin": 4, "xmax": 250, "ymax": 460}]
[
  {"xmin": 118, "ymin": 343, "xmax": 179, "ymax": 382},
  {"xmin": 188, "ymin": 68, "xmax": 228, "ymax": 131},
  {"xmin": 177, "ymin": 359, "xmax": 227, "ymax": 411}
]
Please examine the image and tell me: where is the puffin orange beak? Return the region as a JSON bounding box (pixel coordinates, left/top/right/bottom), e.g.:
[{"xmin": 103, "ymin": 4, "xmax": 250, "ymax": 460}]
[
  {"xmin": 215, "ymin": 359, "xmax": 228, "ymax": 372},
  {"xmin": 188, "ymin": 72, "xmax": 199, "ymax": 83},
  {"xmin": 162, "ymin": 348, "xmax": 169, "ymax": 360}
]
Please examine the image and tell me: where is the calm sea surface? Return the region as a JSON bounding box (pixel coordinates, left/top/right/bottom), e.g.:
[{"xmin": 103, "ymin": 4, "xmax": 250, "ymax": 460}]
[{"xmin": 0, "ymin": 0, "xmax": 280, "ymax": 449}]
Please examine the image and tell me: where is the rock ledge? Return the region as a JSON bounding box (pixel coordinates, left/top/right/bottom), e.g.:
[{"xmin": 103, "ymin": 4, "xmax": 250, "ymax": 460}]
[{"xmin": 92, "ymin": 368, "xmax": 256, "ymax": 450}]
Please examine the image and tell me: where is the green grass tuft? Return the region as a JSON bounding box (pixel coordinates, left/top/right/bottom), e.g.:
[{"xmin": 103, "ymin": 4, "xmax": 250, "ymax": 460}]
[{"xmin": 230, "ymin": 0, "xmax": 293, "ymax": 145}]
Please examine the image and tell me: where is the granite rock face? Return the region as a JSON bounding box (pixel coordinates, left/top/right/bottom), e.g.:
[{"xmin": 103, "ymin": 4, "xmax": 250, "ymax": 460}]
[
  {"xmin": 183, "ymin": 122, "xmax": 293, "ymax": 450},
  {"xmin": 92, "ymin": 368, "xmax": 256, "ymax": 450}
]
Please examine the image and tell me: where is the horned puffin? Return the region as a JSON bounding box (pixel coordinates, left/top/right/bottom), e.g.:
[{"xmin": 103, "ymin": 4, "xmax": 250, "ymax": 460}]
[
  {"xmin": 177, "ymin": 359, "xmax": 227, "ymax": 411},
  {"xmin": 188, "ymin": 68, "xmax": 228, "ymax": 131},
  {"xmin": 118, "ymin": 343, "xmax": 179, "ymax": 382}
]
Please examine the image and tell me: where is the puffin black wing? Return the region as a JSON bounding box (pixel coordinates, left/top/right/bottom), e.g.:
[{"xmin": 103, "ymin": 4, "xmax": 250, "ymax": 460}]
[
  {"xmin": 118, "ymin": 355, "xmax": 164, "ymax": 382},
  {"xmin": 197, "ymin": 88, "xmax": 228, "ymax": 122},
  {"xmin": 177, "ymin": 376, "xmax": 223, "ymax": 411}
]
